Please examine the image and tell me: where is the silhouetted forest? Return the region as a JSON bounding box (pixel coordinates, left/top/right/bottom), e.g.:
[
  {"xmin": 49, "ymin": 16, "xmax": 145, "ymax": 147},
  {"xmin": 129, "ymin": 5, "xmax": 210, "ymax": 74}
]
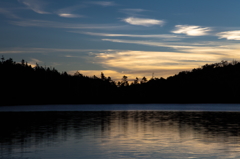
[{"xmin": 1, "ymin": 57, "xmax": 240, "ymax": 105}]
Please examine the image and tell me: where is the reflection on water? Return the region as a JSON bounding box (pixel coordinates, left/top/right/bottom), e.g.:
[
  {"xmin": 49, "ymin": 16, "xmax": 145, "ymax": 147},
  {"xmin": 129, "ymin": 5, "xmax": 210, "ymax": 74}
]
[{"xmin": 1, "ymin": 111, "xmax": 240, "ymax": 159}]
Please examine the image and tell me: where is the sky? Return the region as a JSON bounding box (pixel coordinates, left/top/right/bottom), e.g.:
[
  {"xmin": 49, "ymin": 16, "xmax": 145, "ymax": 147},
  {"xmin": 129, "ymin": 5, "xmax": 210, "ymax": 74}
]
[{"xmin": 1, "ymin": 0, "xmax": 240, "ymax": 81}]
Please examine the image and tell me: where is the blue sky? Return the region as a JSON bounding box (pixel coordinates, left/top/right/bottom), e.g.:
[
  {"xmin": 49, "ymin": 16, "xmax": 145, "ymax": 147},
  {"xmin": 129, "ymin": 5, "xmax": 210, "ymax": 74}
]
[{"xmin": 1, "ymin": 0, "xmax": 240, "ymax": 81}]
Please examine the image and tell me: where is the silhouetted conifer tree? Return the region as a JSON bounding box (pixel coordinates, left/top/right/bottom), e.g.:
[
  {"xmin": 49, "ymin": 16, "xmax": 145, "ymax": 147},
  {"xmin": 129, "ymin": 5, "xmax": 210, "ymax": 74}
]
[
  {"xmin": 121, "ymin": 75, "xmax": 129, "ymax": 87},
  {"xmin": 141, "ymin": 76, "xmax": 147, "ymax": 84},
  {"xmin": 133, "ymin": 77, "xmax": 139, "ymax": 85}
]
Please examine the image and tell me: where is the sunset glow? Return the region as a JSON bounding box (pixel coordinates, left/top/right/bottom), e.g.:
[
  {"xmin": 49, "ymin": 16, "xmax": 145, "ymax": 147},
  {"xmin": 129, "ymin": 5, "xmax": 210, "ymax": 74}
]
[{"xmin": 1, "ymin": 0, "xmax": 240, "ymax": 80}]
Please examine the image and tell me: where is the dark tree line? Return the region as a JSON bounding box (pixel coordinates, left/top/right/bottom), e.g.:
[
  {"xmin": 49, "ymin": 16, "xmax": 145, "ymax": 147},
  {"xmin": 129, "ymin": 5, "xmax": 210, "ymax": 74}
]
[
  {"xmin": 120, "ymin": 60, "xmax": 240, "ymax": 103},
  {"xmin": 0, "ymin": 57, "xmax": 117, "ymax": 105},
  {"xmin": 1, "ymin": 57, "xmax": 240, "ymax": 106}
]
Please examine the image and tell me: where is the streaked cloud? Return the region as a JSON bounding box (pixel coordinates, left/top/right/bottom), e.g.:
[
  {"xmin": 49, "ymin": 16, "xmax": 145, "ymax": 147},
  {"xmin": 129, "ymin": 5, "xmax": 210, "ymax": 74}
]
[
  {"xmin": 10, "ymin": 19, "xmax": 128, "ymax": 30},
  {"xmin": 30, "ymin": 58, "xmax": 42, "ymax": 63},
  {"xmin": 55, "ymin": 5, "xmax": 85, "ymax": 18},
  {"xmin": 83, "ymin": 47, "xmax": 240, "ymax": 77},
  {"xmin": 102, "ymin": 39, "xmax": 198, "ymax": 49},
  {"xmin": 101, "ymin": 39, "xmax": 240, "ymax": 57},
  {"xmin": 0, "ymin": 8, "xmax": 20, "ymax": 19},
  {"xmin": 217, "ymin": 30, "xmax": 240, "ymax": 40},
  {"xmin": 58, "ymin": 13, "xmax": 83, "ymax": 18},
  {"xmin": 0, "ymin": 47, "xmax": 102, "ymax": 54},
  {"xmin": 28, "ymin": 58, "xmax": 42, "ymax": 67},
  {"xmin": 94, "ymin": 50, "xmax": 223, "ymax": 70},
  {"xmin": 91, "ymin": 50, "xmax": 226, "ymax": 79},
  {"xmin": 86, "ymin": 38, "xmax": 240, "ymax": 80},
  {"xmin": 123, "ymin": 17, "xmax": 165, "ymax": 26},
  {"xmin": 74, "ymin": 31, "xmax": 181, "ymax": 39},
  {"xmin": 119, "ymin": 8, "xmax": 147, "ymax": 16},
  {"xmin": 120, "ymin": 9, "xmax": 146, "ymax": 13},
  {"xmin": 172, "ymin": 25, "xmax": 211, "ymax": 36},
  {"xmin": 18, "ymin": 0, "xmax": 50, "ymax": 14},
  {"xmin": 89, "ymin": 1, "xmax": 116, "ymax": 6}
]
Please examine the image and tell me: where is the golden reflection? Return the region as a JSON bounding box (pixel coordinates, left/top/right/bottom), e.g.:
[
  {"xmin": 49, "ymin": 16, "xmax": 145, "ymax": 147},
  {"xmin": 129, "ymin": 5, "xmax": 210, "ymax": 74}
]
[
  {"xmin": 2, "ymin": 111, "xmax": 240, "ymax": 158},
  {"xmin": 97, "ymin": 111, "xmax": 240, "ymax": 158}
]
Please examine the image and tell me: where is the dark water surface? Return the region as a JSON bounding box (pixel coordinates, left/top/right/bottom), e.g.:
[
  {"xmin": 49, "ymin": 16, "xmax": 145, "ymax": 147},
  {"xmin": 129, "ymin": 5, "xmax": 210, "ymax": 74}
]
[{"xmin": 1, "ymin": 104, "xmax": 240, "ymax": 159}]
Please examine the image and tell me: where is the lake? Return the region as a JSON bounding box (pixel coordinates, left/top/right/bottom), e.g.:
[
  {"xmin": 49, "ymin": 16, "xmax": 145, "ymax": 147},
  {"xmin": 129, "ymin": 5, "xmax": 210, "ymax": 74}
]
[{"xmin": 1, "ymin": 104, "xmax": 240, "ymax": 159}]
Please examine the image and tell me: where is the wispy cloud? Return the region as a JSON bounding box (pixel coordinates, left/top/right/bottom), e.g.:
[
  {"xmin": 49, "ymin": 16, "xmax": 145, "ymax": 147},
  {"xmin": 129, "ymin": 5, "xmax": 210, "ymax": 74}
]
[
  {"xmin": 0, "ymin": 47, "xmax": 102, "ymax": 54},
  {"xmin": 89, "ymin": 1, "xmax": 116, "ymax": 6},
  {"xmin": 95, "ymin": 50, "xmax": 223, "ymax": 69},
  {"xmin": 217, "ymin": 30, "xmax": 240, "ymax": 40},
  {"xmin": 119, "ymin": 8, "xmax": 147, "ymax": 16},
  {"xmin": 172, "ymin": 25, "xmax": 211, "ymax": 36},
  {"xmin": 73, "ymin": 31, "xmax": 182, "ymax": 39},
  {"xmin": 55, "ymin": 5, "xmax": 85, "ymax": 18},
  {"xmin": 123, "ymin": 17, "xmax": 165, "ymax": 27},
  {"xmin": 91, "ymin": 50, "xmax": 227, "ymax": 79},
  {"xmin": 0, "ymin": 8, "xmax": 20, "ymax": 19},
  {"xmin": 102, "ymin": 39, "xmax": 198, "ymax": 49},
  {"xmin": 58, "ymin": 13, "xmax": 83, "ymax": 18},
  {"xmin": 121, "ymin": 9, "xmax": 146, "ymax": 13},
  {"xmin": 10, "ymin": 19, "xmax": 128, "ymax": 30},
  {"xmin": 18, "ymin": 0, "xmax": 50, "ymax": 14},
  {"xmin": 90, "ymin": 45, "xmax": 240, "ymax": 80},
  {"xmin": 31, "ymin": 58, "xmax": 42, "ymax": 63},
  {"xmin": 101, "ymin": 39, "xmax": 240, "ymax": 57},
  {"xmin": 28, "ymin": 58, "xmax": 42, "ymax": 67}
]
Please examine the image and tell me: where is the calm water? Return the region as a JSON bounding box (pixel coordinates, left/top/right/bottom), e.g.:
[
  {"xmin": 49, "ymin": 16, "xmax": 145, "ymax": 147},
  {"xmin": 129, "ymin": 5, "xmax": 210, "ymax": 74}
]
[{"xmin": 1, "ymin": 104, "xmax": 240, "ymax": 159}]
